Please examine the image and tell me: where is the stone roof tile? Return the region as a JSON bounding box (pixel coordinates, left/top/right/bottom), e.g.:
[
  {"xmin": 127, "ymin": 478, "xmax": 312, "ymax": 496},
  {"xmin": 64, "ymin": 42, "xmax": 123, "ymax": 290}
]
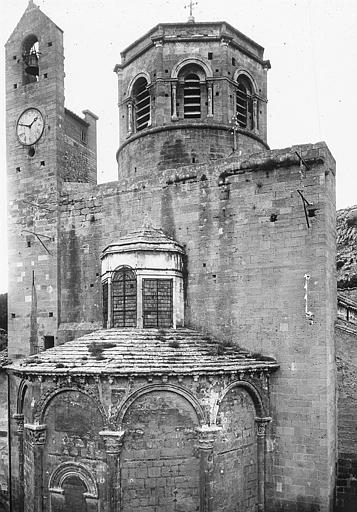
[{"xmin": 7, "ymin": 328, "xmax": 278, "ymax": 376}]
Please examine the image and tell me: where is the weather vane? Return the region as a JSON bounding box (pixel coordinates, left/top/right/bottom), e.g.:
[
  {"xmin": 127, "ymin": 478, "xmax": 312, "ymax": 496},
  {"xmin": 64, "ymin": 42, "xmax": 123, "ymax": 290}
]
[{"xmin": 185, "ymin": 1, "xmax": 198, "ymax": 23}]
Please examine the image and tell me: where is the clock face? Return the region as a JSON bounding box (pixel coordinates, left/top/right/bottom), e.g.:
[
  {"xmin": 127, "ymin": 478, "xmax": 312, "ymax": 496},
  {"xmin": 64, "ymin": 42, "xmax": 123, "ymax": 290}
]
[{"xmin": 16, "ymin": 108, "xmax": 44, "ymax": 146}]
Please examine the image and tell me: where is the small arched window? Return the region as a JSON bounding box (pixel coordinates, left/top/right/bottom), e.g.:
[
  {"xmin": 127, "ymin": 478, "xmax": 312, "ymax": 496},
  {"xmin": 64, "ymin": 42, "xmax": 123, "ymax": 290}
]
[
  {"xmin": 22, "ymin": 35, "xmax": 39, "ymax": 84},
  {"xmin": 112, "ymin": 267, "xmax": 137, "ymax": 327},
  {"xmin": 184, "ymin": 73, "xmax": 201, "ymax": 118},
  {"xmin": 133, "ymin": 77, "xmax": 150, "ymax": 131},
  {"xmin": 236, "ymin": 77, "xmax": 254, "ymax": 130}
]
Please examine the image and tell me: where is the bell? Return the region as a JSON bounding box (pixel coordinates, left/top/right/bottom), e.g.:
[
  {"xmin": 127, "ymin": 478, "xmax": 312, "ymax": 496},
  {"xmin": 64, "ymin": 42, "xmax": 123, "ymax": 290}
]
[{"xmin": 25, "ymin": 51, "xmax": 39, "ymax": 76}]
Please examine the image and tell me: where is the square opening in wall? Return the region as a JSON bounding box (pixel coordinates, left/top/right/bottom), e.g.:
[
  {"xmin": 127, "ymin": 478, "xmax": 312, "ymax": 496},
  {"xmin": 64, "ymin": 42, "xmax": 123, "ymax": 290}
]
[{"xmin": 44, "ymin": 335, "xmax": 54, "ymax": 349}]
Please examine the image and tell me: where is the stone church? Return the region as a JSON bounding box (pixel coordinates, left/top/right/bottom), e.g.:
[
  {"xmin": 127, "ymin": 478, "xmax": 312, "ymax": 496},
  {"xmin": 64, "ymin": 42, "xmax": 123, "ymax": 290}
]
[{"xmin": 2, "ymin": 1, "xmax": 357, "ymax": 511}]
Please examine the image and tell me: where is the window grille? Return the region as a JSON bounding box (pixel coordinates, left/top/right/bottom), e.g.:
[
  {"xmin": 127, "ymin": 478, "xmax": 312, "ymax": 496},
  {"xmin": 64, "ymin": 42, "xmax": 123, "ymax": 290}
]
[
  {"xmin": 112, "ymin": 268, "xmax": 137, "ymax": 327},
  {"xmin": 102, "ymin": 281, "xmax": 108, "ymax": 326},
  {"xmin": 133, "ymin": 77, "xmax": 150, "ymax": 131},
  {"xmin": 143, "ymin": 279, "xmax": 173, "ymax": 328},
  {"xmin": 184, "ymin": 73, "xmax": 201, "ymax": 119},
  {"xmin": 236, "ymin": 78, "xmax": 254, "ymax": 129}
]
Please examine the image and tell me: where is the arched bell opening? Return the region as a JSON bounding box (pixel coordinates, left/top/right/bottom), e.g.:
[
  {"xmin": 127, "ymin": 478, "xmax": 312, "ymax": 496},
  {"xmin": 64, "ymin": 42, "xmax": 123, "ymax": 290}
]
[
  {"xmin": 236, "ymin": 75, "xmax": 254, "ymax": 130},
  {"xmin": 132, "ymin": 77, "xmax": 151, "ymax": 132},
  {"xmin": 22, "ymin": 34, "xmax": 40, "ymax": 84},
  {"xmin": 177, "ymin": 63, "xmax": 207, "ymax": 120},
  {"xmin": 183, "ymin": 73, "xmax": 201, "ymax": 119}
]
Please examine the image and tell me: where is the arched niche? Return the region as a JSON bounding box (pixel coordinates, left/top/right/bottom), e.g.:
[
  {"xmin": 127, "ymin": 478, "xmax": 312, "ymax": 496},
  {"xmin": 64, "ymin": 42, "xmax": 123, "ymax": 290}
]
[
  {"xmin": 214, "ymin": 385, "xmax": 258, "ymax": 512},
  {"xmin": 41, "ymin": 388, "xmax": 106, "ymax": 461},
  {"xmin": 119, "ymin": 386, "xmax": 203, "ymax": 512}
]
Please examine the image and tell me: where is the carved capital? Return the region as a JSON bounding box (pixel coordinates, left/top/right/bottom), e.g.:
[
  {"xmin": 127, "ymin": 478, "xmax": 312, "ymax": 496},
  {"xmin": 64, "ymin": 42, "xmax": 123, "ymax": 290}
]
[
  {"xmin": 13, "ymin": 413, "xmax": 25, "ymax": 433},
  {"xmin": 25, "ymin": 423, "xmax": 47, "ymax": 445},
  {"xmin": 196, "ymin": 425, "xmax": 222, "ymax": 450},
  {"xmin": 99, "ymin": 430, "xmax": 125, "ymax": 454},
  {"xmin": 255, "ymin": 417, "xmax": 271, "ymax": 437}
]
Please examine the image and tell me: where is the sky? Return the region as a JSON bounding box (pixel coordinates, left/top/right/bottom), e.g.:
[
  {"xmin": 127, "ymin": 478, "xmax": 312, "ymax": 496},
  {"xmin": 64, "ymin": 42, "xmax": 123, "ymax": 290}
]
[{"xmin": 0, "ymin": 0, "xmax": 357, "ymax": 293}]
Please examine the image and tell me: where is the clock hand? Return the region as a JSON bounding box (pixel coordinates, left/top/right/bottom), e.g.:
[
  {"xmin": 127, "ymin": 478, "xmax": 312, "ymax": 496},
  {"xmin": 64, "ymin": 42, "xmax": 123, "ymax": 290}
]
[
  {"xmin": 18, "ymin": 123, "xmax": 31, "ymax": 128},
  {"xmin": 29, "ymin": 117, "xmax": 38, "ymax": 128}
]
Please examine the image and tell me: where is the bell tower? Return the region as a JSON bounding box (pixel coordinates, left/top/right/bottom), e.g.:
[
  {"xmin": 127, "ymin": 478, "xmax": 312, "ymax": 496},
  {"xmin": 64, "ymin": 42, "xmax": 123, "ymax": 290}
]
[
  {"xmin": 6, "ymin": 1, "xmax": 98, "ymax": 358},
  {"xmin": 114, "ymin": 20, "xmax": 270, "ymax": 184}
]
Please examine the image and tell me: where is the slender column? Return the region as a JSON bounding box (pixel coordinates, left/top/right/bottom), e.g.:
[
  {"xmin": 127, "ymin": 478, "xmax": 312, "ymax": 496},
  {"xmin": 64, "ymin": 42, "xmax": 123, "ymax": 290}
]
[
  {"xmin": 171, "ymin": 82, "xmax": 178, "ymax": 120},
  {"xmin": 253, "ymin": 97, "xmax": 259, "ymax": 133},
  {"xmin": 127, "ymin": 102, "xmax": 133, "ymax": 136},
  {"xmin": 137, "ymin": 276, "xmax": 143, "ymax": 328},
  {"xmin": 196, "ymin": 425, "xmax": 222, "ymax": 512},
  {"xmin": 13, "ymin": 413, "xmax": 25, "ymax": 512},
  {"xmin": 207, "ymin": 82, "xmax": 213, "ymax": 118},
  {"xmin": 99, "ymin": 430, "xmax": 125, "ymax": 512},
  {"xmin": 24, "ymin": 423, "xmax": 47, "ymax": 512},
  {"xmin": 108, "ymin": 276, "xmax": 112, "ymax": 328},
  {"xmin": 255, "ymin": 417, "xmax": 271, "ymax": 512}
]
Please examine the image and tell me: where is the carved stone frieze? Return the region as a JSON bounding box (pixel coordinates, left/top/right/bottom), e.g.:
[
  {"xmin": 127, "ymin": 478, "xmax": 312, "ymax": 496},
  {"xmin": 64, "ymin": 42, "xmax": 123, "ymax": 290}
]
[
  {"xmin": 196, "ymin": 425, "xmax": 222, "ymax": 450},
  {"xmin": 13, "ymin": 413, "xmax": 24, "ymax": 433},
  {"xmin": 99, "ymin": 430, "xmax": 125, "ymax": 454},
  {"xmin": 24, "ymin": 423, "xmax": 47, "ymax": 445}
]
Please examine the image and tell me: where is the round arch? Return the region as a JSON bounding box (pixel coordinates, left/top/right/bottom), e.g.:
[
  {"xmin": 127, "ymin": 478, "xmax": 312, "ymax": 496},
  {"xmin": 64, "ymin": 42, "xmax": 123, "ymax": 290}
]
[
  {"xmin": 22, "ymin": 33, "xmax": 38, "ymax": 52},
  {"xmin": 16, "ymin": 379, "xmax": 28, "ymax": 414},
  {"xmin": 127, "ymin": 71, "xmax": 151, "ymax": 97},
  {"xmin": 213, "ymin": 379, "xmax": 265, "ymax": 423},
  {"xmin": 49, "ymin": 461, "xmax": 98, "ymax": 498},
  {"xmin": 233, "ymin": 68, "xmax": 258, "ymax": 93},
  {"xmin": 112, "ymin": 264, "xmax": 136, "ymax": 277},
  {"xmin": 34, "ymin": 386, "xmax": 107, "ymax": 426},
  {"xmin": 171, "ymin": 56, "xmax": 213, "ymax": 79},
  {"xmin": 116, "ymin": 383, "xmax": 206, "ymax": 425}
]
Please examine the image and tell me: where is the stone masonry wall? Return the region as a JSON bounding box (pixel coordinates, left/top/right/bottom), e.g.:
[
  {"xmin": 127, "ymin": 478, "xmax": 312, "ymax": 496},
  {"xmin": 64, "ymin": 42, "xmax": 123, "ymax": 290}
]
[
  {"xmin": 58, "ymin": 141, "xmax": 336, "ymax": 510},
  {"xmin": 121, "ymin": 391, "xmax": 200, "ymax": 512},
  {"xmin": 335, "ymin": 322, "xmax": 357, "ymax": 511},
  {"xmin": 62, "ymin": 109, "xmax": 97, "ymax": 184},
  {"xmin": 0, "ymin": 371, "xmax": 8, "ymax": 507},
  {"xmin": 118, "ymin": 126, "xmax": 267, "ymax": 184}
]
